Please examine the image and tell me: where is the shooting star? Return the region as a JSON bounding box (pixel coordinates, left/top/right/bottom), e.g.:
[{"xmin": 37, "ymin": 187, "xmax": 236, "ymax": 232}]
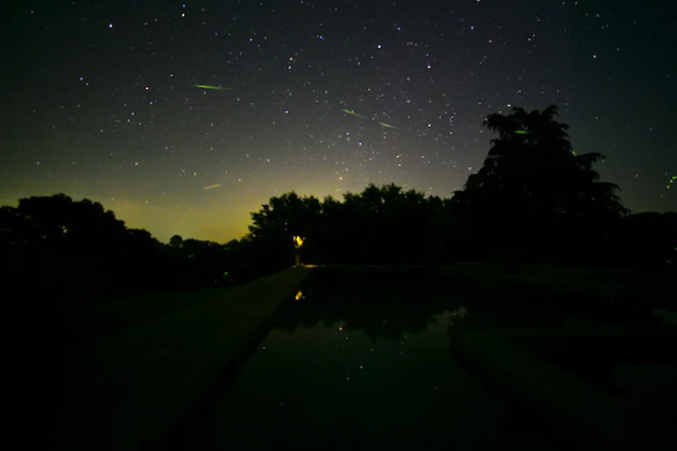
[
  {"xmin": 194, "ymin": 84, "xmax": 231, "ymax": 91},
  {"xmin": 204, "ymin": 183, "xmax": 221, "ymax": 190},
  {"xmin": 514, "ymin": 129, "xmax": 529, "ymax": 135},
  {"xmin": 342, "ymin": 109, "xmax": 368, "ymax": 119},
  {"xmin": 342, "ymin": 108, "xmax": 399, "ymax": 129},
  {"xmin": 661, "ymin": 175, "xmax": 677, "ymax": 197}
]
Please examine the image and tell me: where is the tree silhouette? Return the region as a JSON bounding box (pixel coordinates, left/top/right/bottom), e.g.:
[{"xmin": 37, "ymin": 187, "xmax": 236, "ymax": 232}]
[
  {"xmin": 169, "ymin": 234, "xmax": 184, "ymax": 248},
  {"xmin": 247, "ymin": 192, "xmax": 322, "ymax": 270},
  {"xmin": 2, "ymin": 194, "xmax": 184, "ymax": 298},
  {"xmin": 244, "ymin": 183, "xmax": 456, "ymax": 265},
  {"xmin": 3, "ymin": 105, "xmax": 672, "ymax": 314},
  {"xmin": 450, "ymin": 105, "xmax": 629, "ymax": 262}
]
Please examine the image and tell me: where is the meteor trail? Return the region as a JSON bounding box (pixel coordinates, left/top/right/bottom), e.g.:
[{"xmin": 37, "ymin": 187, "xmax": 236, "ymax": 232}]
[
  {"xmin": 342, "ymin": 109, "xmax": 367, "ymax": 119},
  {"xmin": 662, "ymin": 175, "xmax": 676, "ymax": 197},
  {"xmin": 204, "ymin": 183, "xmax": 221, "ymax": 190},
  {"xmin": 194, "ymin": 84, "xmax": 231, "ymax": 91},
  {"xmin": 342, "ymin": 108, "xmax": 398, "ymax": 129}
]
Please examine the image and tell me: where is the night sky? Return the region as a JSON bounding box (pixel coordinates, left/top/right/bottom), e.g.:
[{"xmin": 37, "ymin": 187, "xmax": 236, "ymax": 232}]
[{"xmin": 2, "ymin": 0, "xmax": 675, "ymax": 243}]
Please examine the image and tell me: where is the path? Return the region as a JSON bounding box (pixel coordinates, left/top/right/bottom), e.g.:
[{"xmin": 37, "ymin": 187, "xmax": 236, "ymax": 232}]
[{"xmin": 60, "ymin": 267, "xmax": 313, "ymax": 451}]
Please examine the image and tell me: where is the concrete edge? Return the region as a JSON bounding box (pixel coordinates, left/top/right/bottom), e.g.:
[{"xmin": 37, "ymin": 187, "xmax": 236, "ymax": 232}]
[{"xmin": 164, "ymin": 267, "xmax": 316, "ymax": 450}]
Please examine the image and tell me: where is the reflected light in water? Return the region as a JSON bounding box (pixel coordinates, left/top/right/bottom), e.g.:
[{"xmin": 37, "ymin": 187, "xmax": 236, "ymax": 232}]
[{"xmin": 449, "ymin": 306, "xmax": 469, "ymax": 328}]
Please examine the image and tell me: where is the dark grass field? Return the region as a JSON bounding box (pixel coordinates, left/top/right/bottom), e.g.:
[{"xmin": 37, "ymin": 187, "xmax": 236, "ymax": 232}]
[{"xmin": 65, "ymin": 285, "xmax": 243, "ymax": 345}]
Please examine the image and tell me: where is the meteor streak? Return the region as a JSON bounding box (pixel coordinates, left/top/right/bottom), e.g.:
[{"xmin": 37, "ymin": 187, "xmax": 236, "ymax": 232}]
[
  {"xmin": 204, "ymin": 183, "xmax": 221, "ymax": 190},
  {"xmin": 194, "ymin": 84, "xmax": 231, "ymax": 91},
  {"xmin": 342, "ymin": 109, "xmax": 367, "ymax": 119},
  {"xmin": 342, "ymin": 108, "xmax": 399, "ymax": 129},
  {"xmin": 662, "ymin": 175, "xmax": 676, "ymax": 197}
]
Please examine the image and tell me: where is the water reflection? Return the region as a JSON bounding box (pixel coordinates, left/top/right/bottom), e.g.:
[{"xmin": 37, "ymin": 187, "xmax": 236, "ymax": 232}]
[
  {"xmin": 193, "ymin": 269, "xmax": 557, "ymax": 450},
  {"xmin": 448, "ymin": 305, "xmax": 469, "ymax": 328},
  {"xmin": 276, "ymin": 269, "xmax": 661, "ymax": 340},
  {"xmin": 192, "ymin": 269, "xmax": 665, "ymax": 450},
  {"xmin": 276, "ymin": 270, "xmax": 470, "ymax": 340}
]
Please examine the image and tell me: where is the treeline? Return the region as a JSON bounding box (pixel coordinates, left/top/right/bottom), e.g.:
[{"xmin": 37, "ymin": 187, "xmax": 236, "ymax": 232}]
[
  {"xmin": 2, "ymin": 105, "xmax": 675, "ymax": 303},
  {"xmin": 248, "ymin": 106, "xmax": 676, "ymax": 268},
  {"xmin": 246, "ymin": 185, "xmax": 677, "ymax": 268},
  {"xmin": 0, "ymin": 194, "xmax": 272, "ymax": 301}
]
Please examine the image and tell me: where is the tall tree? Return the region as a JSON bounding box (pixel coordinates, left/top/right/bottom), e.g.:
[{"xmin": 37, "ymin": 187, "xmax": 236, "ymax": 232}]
[{"xmin": 451, "ymin": 105, "xmax": 629, "ymax": 261}]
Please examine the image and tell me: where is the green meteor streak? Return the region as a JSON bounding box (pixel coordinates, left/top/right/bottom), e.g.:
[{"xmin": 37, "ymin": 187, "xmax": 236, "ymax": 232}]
[
  {"xmin": 342, "ymin": 109, "xmax": 367, "ymax": 119},
  {"xmin": 660, "ymin": 175, "xmax": 675, "ymax": 197},
  {"xmin": 514, "ymin": 129, "xmax": 529, "ymax": 134},
  {"xmin": 194, "ymin": 84, "xmax": 231, "ymax": 91},
  {"xmin": 342, "ymin": 108, "xmax": 398, "ymax": 129}
]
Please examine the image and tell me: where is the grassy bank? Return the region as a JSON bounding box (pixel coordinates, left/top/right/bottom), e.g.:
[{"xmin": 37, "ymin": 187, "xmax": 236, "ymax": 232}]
[
  {"xmin": 66, "ymin": 285, "xmax": 242, "ymax": 345},
  {"xmin": 14, "ymin": 268, "xmax": 313, "ymax": 451}
]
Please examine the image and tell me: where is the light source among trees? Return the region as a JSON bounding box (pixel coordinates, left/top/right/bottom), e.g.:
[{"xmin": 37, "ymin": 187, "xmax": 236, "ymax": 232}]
[{"xmin": 293, "ymin": 235, "xmax": 304, "ymax": 266}]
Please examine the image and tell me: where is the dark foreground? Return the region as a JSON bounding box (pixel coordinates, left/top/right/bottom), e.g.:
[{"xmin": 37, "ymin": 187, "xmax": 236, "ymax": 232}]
[
  {"xmin": 13, "ymin": 265, "xmax": 677, "ymax": 450},
  {"xmin": 188, "ymin": 268, "xmax": 676, "ymax": 450}
]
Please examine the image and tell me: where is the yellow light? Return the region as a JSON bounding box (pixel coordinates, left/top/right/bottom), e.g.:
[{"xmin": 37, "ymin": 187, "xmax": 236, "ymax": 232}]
[
  {"xmin": 295, "ymin": 290, "xmax": 303, "ymax": 301},
  {"xmin": 293, "ymin": 235, "xmax": 304, "ymax": 247}
]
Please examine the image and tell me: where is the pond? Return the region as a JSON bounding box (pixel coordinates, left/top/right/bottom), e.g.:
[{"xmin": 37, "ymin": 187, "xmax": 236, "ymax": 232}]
[{"xmin": 188, "ymin": 268, "xmax": 659, "ymax": 450}]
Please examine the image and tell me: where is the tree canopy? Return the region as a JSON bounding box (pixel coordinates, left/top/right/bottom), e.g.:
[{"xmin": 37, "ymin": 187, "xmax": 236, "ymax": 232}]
[{"xmin": 448, "ymin": 105, "xmax": 630, "ymax": 260}]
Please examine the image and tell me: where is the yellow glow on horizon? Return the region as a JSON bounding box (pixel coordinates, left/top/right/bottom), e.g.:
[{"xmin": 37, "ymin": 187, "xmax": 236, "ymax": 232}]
[
  {"xmin": 1, "ymin": 174, "xmax": 270, "ymax": 243},
  {"xmin": 3, "ymin": 167, "xmax": 664, "ymax": 247}
]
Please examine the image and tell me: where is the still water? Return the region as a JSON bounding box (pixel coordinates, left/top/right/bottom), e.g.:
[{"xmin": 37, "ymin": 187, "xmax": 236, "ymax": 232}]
[{"xmin": 189, "ymin": 269, "xmax": 557, "ymax": 450}]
